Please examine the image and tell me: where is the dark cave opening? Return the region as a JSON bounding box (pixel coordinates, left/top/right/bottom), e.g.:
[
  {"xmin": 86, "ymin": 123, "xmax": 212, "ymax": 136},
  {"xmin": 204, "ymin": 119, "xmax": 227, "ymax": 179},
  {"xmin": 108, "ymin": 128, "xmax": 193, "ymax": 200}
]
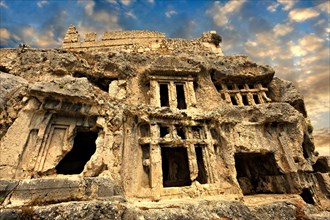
[
  {"xmin": 56, "ymin": 129, "xmax": 97, "ymax": 174},
  {"xmin": 235, "ymin": 153, "xmax": 281, "ymax": 195},
  {"xmin": 300, "ymin": 188, "xmax": 315, "ymax": 205}
]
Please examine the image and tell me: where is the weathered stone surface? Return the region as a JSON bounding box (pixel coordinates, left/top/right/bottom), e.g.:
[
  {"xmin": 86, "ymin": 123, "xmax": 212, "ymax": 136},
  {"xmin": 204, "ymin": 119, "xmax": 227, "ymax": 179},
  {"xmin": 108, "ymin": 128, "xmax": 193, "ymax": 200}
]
[
  {"xmin": 211, "ymin": 56, "xmax": 275, "ymax": 84},
  {"xmin": 0, "ymin": 27, "xmax": 328, "ymax": 218},
  {"xmin": 29, "ymin": 75, "xmax": 95, "ymax": 102},
  {"xmin": 0, "ymin": 72, "xmax": 29, "ymax": 138},
  {"xmin": 268, "ymin": 77, "xmax": 307, "ymax": 117},
  {"xmin": 1, "ymin": 196, "xmax": 329, "ymax": 220},
  {"xmin": 0, "ymin": 177, "xmax": 121, "ymax": 207}
]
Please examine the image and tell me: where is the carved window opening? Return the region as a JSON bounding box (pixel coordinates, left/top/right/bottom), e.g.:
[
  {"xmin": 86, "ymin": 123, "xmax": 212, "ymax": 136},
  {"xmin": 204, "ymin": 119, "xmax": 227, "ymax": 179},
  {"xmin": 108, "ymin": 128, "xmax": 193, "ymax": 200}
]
[
  {"xmin": 161, "ymin": 146, "xmax": 191, "ymax": 187},
  {"xmin": 150, "ymin": 76, "xmax": 196, "ymax": 109},
  {"xmin": 176, "ymin": 84, "xmax": 187, "ymax": 109},
  {"xmin": 216, "ymin": 83, "xmax": 270, "ymax": 106},
  {"xmin": 235, "ymin": 153, "xmax": 281, "ymax": 195},
  {"xmin": 195, "ymin": 146, "xmax": 208, "ymax": 184},
  {"xmin": 238, "ymin": 84, "xmax": 244, "ymax": 90},
  {"xmin": 175, "ymin": 125, "xmax": 186, "ymax": 139},
  {"xmin": 253, "ymin": 94, "xmax": 260, "ymax": 104},
  {"xmin": 192, "ymin": 126, "xmax": 205, "ymax": 139},
  {"xmin": 56, "ymin": 129, "xmax": 97, "ymax": 174},
  {"xmin": 160, "ymin": 83, "xmax": 170, "ymax": 107},
  {"xmin": 242, "ymin": 94, "xmax": 249, "ymax": 105},
  {"xmin": 160, "ymin": 125, "xmax": 170, "ymax": 138},
  {"xmin": 230, "ymin": 95, "xmax": 238, "ymax": 105}
]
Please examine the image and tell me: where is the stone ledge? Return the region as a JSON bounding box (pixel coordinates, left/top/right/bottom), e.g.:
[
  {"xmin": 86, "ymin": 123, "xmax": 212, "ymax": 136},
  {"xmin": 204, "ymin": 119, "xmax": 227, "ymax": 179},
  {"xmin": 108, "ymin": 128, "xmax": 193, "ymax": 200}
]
[{"xmin": 0, "ymin": 177, "xmax": 122, "ymax": 207}]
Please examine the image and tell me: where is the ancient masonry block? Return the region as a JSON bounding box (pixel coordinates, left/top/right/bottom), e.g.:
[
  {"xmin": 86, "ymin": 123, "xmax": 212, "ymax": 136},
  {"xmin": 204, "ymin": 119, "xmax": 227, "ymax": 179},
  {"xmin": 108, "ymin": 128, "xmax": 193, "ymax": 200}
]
[{"xmin": 0, "ymin": 25, "xmax": 329, "ymax": 216}]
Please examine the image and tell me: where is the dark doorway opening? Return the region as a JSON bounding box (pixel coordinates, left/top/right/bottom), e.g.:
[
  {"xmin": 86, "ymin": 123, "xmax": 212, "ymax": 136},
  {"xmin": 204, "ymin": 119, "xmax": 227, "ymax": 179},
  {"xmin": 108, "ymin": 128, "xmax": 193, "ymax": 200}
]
[
  {"xmin": 195, "ymin": 146, "xmax": 208, "ymax": 184},
  {"xmin": 176, "ymin": 84, "xmax": 187, "ymax": 109},
  {"xmin": 160, "ymin": 83, "xmax": 170, "ymax": 107},
  {"xmin": 300, "ymin": 188, "xmax": 315, "ymax": 205},
  {"xmin": 56, "ymin": 130, "xmax": 97, "ymax": 174},
  {"xmin": 161, "ymin": 147, "xmax": 191, "ymax": 187},
  {"xmin": 235, "ymin": 153, "xmax": 281, "ymax": 195}
]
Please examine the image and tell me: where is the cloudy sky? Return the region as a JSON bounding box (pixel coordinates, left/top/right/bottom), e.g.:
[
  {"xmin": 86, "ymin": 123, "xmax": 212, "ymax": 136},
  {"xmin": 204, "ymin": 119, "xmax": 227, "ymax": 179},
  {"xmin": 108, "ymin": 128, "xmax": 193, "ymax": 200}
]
[{"xmin": 0, "ymin": 0, "xmax": 329, "ymax": 155}]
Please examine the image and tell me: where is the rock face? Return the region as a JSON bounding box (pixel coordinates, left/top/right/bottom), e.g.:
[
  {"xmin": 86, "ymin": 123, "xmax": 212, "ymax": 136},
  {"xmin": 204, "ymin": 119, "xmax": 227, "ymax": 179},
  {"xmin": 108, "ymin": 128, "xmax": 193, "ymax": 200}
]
[{"xmin": 0, "ymin": 26, "xmax": 329, "ymax": 219}]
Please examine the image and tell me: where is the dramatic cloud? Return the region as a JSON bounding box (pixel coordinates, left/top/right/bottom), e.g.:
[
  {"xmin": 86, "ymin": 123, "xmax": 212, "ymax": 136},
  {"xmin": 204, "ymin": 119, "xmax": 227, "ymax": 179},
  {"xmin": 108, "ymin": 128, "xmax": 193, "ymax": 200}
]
[
  {"xmin": 289, "ymin": 35, "xmax": 324, "ymax": 57},
  {"xmin": 20, "ymin": 26, "xmax": 59, "ymax": 47},
  {"xmin": 207, "ymin": 0, "xmax": 246, "ymax": 26},
  {"xmin": 289, "ymin": 8, "xmax": 319, "ymax": 22},
  {"xmin": 77, "ymin": 0, "xmax": 121, "ymax": 38}
]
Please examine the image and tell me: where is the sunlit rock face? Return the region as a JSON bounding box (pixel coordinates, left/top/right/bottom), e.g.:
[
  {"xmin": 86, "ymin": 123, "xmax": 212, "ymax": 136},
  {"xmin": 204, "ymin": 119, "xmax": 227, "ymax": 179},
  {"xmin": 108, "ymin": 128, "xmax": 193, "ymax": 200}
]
[{"xmin": 0, "ymin": 26, "xmax": 329, "ymax": 219}]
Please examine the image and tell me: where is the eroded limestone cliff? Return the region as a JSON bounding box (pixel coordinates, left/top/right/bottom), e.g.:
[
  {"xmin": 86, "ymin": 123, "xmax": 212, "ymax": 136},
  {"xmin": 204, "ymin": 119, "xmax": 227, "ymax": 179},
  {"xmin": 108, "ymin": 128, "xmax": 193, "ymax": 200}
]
[{"xmin": 0, "ymin": 28, "xmax": 329, "ymax": 219}]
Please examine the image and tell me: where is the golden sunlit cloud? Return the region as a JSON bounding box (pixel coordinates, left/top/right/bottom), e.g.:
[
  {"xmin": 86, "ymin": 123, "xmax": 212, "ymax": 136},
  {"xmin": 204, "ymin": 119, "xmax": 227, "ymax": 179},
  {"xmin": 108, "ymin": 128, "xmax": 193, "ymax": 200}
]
[
  {"xmin": 313, "ymin": 128, "xmax": 330, "ymax": 156},
  {"xmin": 208, "ymin": 0, "xmax": 246, "ymax": 26},
  {"xmin": 0, "ymin": 28, "xmax": 10, "ymax": 39},
  {"xmin": 289, "ymin": 8, "xmax": 319, "ymax": 22},
  {"xmin": 273, "ymin": 23, "xmax": 293, "ymax": 36}
]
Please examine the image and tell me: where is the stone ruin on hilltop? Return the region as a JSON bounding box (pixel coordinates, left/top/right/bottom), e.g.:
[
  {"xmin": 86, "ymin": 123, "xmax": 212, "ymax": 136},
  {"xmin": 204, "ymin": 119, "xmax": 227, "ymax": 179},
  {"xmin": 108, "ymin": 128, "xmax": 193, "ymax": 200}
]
[{"xmin": 0, "ymin": 25, "xmax": 329, "ymax": 219}]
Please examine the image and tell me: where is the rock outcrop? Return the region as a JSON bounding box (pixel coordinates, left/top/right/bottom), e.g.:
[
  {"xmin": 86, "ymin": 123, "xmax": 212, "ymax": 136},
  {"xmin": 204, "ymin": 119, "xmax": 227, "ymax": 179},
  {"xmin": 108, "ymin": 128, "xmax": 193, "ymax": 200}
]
[{"xmin": 0, "ymin": 27, "xmax": 329, "ymax": 219}]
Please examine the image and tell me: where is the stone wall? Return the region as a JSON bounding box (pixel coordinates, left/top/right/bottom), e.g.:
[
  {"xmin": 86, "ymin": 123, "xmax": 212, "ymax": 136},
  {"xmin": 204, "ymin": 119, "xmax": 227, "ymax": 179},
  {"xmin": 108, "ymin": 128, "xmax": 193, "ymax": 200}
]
[{"xmin": 62, "ymin": 25, "xmax": 223, "ymax": 55}]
